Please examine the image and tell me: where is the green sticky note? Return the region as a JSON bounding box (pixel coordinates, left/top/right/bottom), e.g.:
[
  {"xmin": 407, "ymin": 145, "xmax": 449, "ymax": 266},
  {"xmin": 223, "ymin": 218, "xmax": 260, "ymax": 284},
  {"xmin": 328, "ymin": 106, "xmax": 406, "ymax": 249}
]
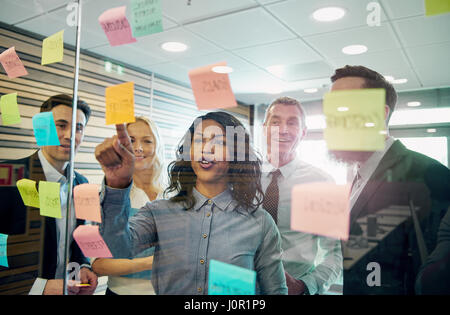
[
  {"xmin": 16, "ymin": 179, "xmax": 40, "ymax": 208},
  {"xmin": 130, "ymin": 0, "xmax": 163, "ymax": 37},
  {"xmin": 41, "ymin": 30, "xmax": 64, "ymax": 65},
  {"xmin": 425, "ymin": 0, "xmax": 450, "ymax": 16},
  {"xmin": 0, "ymin": 93, "xmax": 21, "ymax": 126},
  {"xmin": 0, "ymin": 233, "xmax": 8, "ymax": 268},
  {"xmin": 323, "ymin": 89, "xmax": 386, "ymax": 152},
  {"xmin": 39, "ymin": 181, "xmax": 61, "ymax": 219},
  {"xmin": 208, "ymin": 259, "xmax": 256, "ymax": 295}
]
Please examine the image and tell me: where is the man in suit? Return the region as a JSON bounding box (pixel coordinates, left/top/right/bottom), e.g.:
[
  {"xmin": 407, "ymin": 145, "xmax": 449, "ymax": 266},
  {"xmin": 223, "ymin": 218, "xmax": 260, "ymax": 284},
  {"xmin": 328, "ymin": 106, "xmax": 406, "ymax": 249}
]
[
  {"xmin": 328, "ymin": 65, "xmax": 450, "ymax": 294},
  {"xmin": 0, "ymin": 94, "xmax": 97, "ymax": 294}
]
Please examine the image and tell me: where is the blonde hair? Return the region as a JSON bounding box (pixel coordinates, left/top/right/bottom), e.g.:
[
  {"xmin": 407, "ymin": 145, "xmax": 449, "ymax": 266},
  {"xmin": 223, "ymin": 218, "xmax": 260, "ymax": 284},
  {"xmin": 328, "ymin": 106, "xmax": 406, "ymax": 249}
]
[{"xmin": 127, "ymin": 116, "xmax": 167, "ymax": 195}]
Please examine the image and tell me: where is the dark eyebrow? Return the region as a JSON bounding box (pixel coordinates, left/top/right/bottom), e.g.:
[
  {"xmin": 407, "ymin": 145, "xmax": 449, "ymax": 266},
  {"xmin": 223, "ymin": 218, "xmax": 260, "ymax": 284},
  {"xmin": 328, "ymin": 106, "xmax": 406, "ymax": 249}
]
[{"xmin": 55, "ymin": 119, "xmax": 69, "ymax": 124}]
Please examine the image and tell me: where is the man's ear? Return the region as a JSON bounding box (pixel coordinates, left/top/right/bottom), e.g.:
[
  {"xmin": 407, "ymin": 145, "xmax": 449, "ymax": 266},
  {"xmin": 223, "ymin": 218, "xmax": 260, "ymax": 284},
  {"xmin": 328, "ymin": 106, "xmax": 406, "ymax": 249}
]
[{"xmin": 384, "ymin": 105, "xmax": 390, "ymax": 121}]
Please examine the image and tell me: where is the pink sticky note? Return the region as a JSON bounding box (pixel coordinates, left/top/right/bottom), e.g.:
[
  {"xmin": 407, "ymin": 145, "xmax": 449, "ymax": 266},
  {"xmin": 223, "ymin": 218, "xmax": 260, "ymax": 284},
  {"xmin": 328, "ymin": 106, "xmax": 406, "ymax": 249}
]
[
  {"xmin": 0, "ymin": 47, "xmax": 28, "ymax": 79},
  {"xmin": 188, "ymin": 61, "xmax": 238, "ymax": 110},
  {"xmin": 74, "ymin": 184, "xmax": 101, "ymax": 223},
  {"xmin": 73, "ymin": 225, "xmax": 112, "ymax": 258},
  {"xmin": 291, "ymin": 183, "xmax": 351, "ymax": 240},
  {"xmin": 98, "ymin": 6, "xmax": 137, "ymax": 47}
]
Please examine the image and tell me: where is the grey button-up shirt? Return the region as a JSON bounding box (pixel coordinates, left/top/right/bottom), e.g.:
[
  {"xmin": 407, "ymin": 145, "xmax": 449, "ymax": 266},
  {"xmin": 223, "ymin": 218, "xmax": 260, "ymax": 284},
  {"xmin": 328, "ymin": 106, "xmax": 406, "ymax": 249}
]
[{"xmin": 100, "ymin": 183, "xmax": 287, "ymax": 295}]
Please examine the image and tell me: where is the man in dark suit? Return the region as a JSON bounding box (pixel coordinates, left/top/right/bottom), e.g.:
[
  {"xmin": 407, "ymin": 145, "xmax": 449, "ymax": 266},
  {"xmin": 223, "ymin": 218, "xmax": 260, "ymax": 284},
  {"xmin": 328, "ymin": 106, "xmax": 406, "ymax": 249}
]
[
  {"xmin": 328, "ymin": 65, "xmax": 450, "ymax": 295},
  {"xmin": 0, "ymin": 94, "xmax": 97, "ymax": 294}
]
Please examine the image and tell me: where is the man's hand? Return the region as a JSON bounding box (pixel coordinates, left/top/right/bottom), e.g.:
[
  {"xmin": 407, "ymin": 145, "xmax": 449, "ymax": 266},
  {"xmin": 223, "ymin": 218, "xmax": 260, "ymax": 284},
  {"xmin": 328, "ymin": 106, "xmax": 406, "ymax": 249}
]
[
  {"xmin": 285, "ymin": 271, "xmax": 307, "ymax": 295},
  {"xmin": 43, "ymin": 279, "xmax": 63, "ymax": 295},
  {"xmin": 95, "ymin": 124, "xmax": 134, "ymax": 188}
]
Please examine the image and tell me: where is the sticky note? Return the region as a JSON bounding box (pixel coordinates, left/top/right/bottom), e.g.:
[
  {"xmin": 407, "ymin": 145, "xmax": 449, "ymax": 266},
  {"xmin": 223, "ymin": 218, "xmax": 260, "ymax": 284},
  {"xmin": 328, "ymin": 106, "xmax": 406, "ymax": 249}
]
[
  {"xmin": 323, "ymin": 89, "xmax": 386, "ymax": 151},
  {"xmin": 0, "ymin": 47, "xmax": 28, "ymax": 78},
  {"xmin": 130, "ymin": 0, "xmax": 163, "ymax": 37},
  {"xmin": 0, "ymin": 93, "xmax": 21, "ymax": 126},
  {"xmin": 0, "ymin": 233, "xmax": 8, "ymax": 268},
  {"xmin": 41, "ymin": 30, "xmax": 64, "ymax": 65},
  {"xmin": 32, "ymin": 112, "xmax": 60, "ymax": 146},
  {"xmin": 425, "ymin": 0, "xmax": 450, "ymax": 16},
  {"xmin": 291, "ymin": 183, "xmax": 351, "ymax": 240},
  {"xmin": 16, "ymin": 179, "xmax": 40, "ymax": 208},
  {"xmin": 39, "ymin": 181, "xmax": 61, "ymax": 219},
  {"xmin": 208, "ymin": 259, "xmax": 256, "ymax": 295},
  {"xmin": 188, "ymin": 62, "xmax": 238, "ymax": 110},
  {"xmin": 73, "ymin": 225, "xmax": 113, "ymax": 258},
  {"xmin": 99, "ymin": 6, "xmax": 137, "ymax": 47},
  {"xmin": 105, "ymin": 81, "xmax": 135, "ymax": 125},
  {"xmin": 74, "ymin": 184, "xmax": 101, "ymax": 223}
]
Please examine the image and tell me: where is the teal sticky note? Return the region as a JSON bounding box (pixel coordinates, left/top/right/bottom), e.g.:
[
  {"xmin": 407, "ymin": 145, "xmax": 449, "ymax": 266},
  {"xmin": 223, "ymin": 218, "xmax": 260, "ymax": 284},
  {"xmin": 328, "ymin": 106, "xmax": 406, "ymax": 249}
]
[
  {"xmin": 0, "ymin": 233, "xmax": 8, "ymax": 268},
  {"xmin": 32, "ymin": 112, "xmax": 60, "ymax": 146},
  {"xmin": 130, "ymin": 0, "xmax": 163, "ymax": 37},
  {"xmin": 208, "ymin": 259, "xmax": 256, "ymax": 295}
]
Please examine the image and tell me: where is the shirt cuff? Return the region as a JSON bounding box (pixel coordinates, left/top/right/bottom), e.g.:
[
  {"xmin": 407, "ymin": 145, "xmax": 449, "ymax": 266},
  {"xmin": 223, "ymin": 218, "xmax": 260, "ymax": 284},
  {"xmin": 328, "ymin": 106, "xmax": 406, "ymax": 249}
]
[
  {"xmin": 299, "ymin": 274, "xmax": 318, "ymax": 295},
  {"xmin": 29, "ymin": 278, "xmax": 47, "ymax": 295},
  {"xmin": 100, "ymin": 178, "xmax": 132, "ymax": 204}
]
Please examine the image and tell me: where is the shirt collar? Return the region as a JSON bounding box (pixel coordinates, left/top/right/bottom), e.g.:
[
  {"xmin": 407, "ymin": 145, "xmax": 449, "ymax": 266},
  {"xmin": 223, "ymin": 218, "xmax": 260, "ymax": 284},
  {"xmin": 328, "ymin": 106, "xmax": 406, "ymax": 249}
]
[
  {"xmin": 38, "ymin": 150, "xmax": 68, "ymax": 184},
  {"xmin": 192, "ymin": 187, "xmax": 235, "ymax": 213},
  {"xmin": 262, "ymin": 154, "xmax": 300, "ymax": 179},
  {"xmin": 357, "ymin": 136, "xmax": 395, "ymax": 181}
]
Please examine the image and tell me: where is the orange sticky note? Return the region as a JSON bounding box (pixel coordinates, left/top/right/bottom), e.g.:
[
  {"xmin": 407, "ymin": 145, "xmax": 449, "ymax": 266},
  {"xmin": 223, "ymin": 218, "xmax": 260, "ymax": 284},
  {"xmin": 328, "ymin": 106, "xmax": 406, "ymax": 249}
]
[
  {"xmin": 73, "ymin": 225, "xmax": 113, "ymax": 258},
  {"xmin": 291, "ymin": 183, "xmax": 351, "ymax": 240},
  {"xmin": 188, "ymin": 61, "xmax": 237, "ymax": 110},
  {"xmin": 74, "ymin": 184, "xmax": 101, "ymax": 223},
  {"xmin": 105, "ymin": 82, "xmax": 135, "ymax": 125},
  {"xmin": 0, "ymin": 47, "xmax": 28, "ymax": 78}
]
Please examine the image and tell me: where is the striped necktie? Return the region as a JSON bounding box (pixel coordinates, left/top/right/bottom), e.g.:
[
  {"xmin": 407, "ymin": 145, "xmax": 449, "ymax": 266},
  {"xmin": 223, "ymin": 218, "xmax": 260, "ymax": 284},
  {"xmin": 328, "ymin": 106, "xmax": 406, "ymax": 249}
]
[{"xmin": 263, "ymin": 169, "xmax": 282, "ymax": 224}]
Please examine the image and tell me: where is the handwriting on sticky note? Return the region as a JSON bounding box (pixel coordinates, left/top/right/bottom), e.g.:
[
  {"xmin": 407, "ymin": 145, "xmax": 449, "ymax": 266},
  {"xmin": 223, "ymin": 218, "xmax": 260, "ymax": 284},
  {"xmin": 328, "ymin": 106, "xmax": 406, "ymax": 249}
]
[
  {"xmin": 0, "ymin": 93, "xmax": 21, "ymax": 126},
  {"xmin": 425, "ymin": 0, "xmax": 450, "ymax": 16},
  {"xmin": 0, "ymin": 233, "xmax": 8, "ymax": 268},
  {"xmin": 16, "ymin": 179, "xmax": 40, "ymax": 208},
  {"xmin": 105, "ymin": 81, "xmax": 135, "ymax": 125},
  {"xmin": 130, "ymin": 0, "xmax": 163, "ymax": 37},
  {"xmin": 291, "ymin": 183, "xmax": 351, "ymax": 240},
  {"xmin": 32, "ymin": 112, "xmax": 60, "ymax": 146},
  {"xmin": 323, "ymin": 89, "xmax": 385, "ymax": 152},
  {"xmin": 73, "ymin": 225, "xmax": 113, "ymax": 258},
  {"xmin": 74, "ymin": 184, "xmax": 101, "ymax": 223},
  {"xmin": 39, "ymin": 181, "xmax": 61, "ymax": 219},
  {"xmin": 0, "ymin": 47, "xmax": 28, "ymax": 78},
  {"xmin": 41, "ymin": 30, "xmax": 64, "ymax": 65},
  {"xmin": 99, "ymin": 6, "xmax": 137, "ymax": 47},
  {"xmin": 188, "ymin": 62, "xmax": 237, "ymax": 111},
  {"xmin": 208, "ymin": 259, "xmax": 256, "ymax": 295}
]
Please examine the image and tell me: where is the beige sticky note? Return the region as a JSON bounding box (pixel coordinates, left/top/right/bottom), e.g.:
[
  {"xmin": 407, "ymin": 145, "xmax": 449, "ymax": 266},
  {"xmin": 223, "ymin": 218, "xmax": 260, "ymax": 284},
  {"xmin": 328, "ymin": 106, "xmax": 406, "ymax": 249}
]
[
  {"xmin": 323, "ymin": 89, "xmax": 386, "ymax": 152},
  {"xmin": 291, "ymin": 183, "xmax": 351, "ymax": 240},
  {"xmin": 16, "ymin": 179, "xmax": 40, "ymax": 208},
  {"xmin": 105, "ymin": 81, "xmax": 135, "ymax": 125},
  {"xmin": 39, "ymin": 181, "xmax": 61, "ymax": 219},
  {"xmin": 41, "ymin": 30, "xmax": 64, "ymax": 66},
  {"xmin": 74, "ymin": 184, "xmax": 101, "ymax": 223}
]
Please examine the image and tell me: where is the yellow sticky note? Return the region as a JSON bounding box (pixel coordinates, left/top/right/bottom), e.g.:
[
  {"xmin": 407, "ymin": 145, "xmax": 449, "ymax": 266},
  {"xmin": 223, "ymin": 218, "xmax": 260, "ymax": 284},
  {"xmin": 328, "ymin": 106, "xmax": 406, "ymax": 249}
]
[
  {"xmin": 41, "ymin": 30, "xmax": 64, "ymax": 66},
  {"xmin": 39, "ymin": 181, "xmax": 61, "ymax": 219},
  {"xmin": 16, "ymin": 179, "xmax": 40, "ymax": 208},
  {"xmin": 323, "ymin": 89, "xmax": 386, "ymax": 152},
  {"xmin": 425, "ymin": 0, "xmax": 450, "ymax": 16},
  {"xmin": 0, "ymin": 93, "xmax": 21, "ymax": 126},
  {"xmin": 105, "ymin": 82, "xmax": 135, "ymax": 125}
]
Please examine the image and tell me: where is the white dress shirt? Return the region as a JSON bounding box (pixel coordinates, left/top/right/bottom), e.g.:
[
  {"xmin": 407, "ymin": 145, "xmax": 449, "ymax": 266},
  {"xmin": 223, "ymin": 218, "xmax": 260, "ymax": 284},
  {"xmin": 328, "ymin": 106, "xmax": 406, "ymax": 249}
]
[{"xmin": 262, "ymin": 156, "xmax": 343, "ymax": 295}]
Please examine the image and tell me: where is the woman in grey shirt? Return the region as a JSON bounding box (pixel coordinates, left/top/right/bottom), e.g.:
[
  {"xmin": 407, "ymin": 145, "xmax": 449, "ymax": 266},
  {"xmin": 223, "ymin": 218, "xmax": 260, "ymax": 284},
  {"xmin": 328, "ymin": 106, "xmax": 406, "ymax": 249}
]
[{"xmin": 96, "ymin": 112, "xmax": 287, "ymax": 295}]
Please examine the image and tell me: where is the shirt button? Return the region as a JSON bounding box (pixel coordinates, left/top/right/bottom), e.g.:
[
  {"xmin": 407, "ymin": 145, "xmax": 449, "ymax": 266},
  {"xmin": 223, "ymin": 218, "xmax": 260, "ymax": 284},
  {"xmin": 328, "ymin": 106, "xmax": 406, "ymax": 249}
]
[
  {"xmin": 207, "ymin": 199, "xmax": 212, "ymax": 204},
  {"xmin": 200, "ymin": 259, "xmax": 205, "ymax": 264},
  {"xmin": 206, "ymin": 213, "xmax": 211, "ymax": 217},
  {"xmin": 202, "ymin": 233, "xmax": 208, "ymax": 239},
  {"xmin": 198, "ymin": 287, "xmax": 202, "ymax": 293}
]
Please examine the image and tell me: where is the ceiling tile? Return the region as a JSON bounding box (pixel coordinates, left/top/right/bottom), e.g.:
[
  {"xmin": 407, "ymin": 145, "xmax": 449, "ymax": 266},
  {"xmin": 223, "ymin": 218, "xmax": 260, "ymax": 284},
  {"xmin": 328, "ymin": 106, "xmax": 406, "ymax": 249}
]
[
  {"xmin": 394, "ymin": 14, "xmax": 450, "ymax": 47},
  {"xmin": 228, "ymin": 67, "xmax": 285, "ymax": 93},
  {"xmin": 305, "ymin": 24, "xmax": 401, "ymax": 60},
  {"xmin": 1, "ymin": 0, "xmax": 72, "ymax": 25},
  {"xmin": 268, "ymin": 61, "xmax": 333, "ymax": 81},
  {"xmin": 234, "ymin": 39, "xmax": 322, "ymax": 68},
  {"xmin": 267, "ymin": 0, "xmax": 389, "ymax": 37},
  {"xmin": 174, "ymin": 51, "xmax": 255, "ymax": 72},
  {"xmin": 142, "ymin": 62, "xmax": 190, "ymax": 85},
  {"xmin": 185, "ymin": 7, "xmax": 295, "ymax": 50},
  {"xmin": 380, "ymin": 0, "xmax": 424, "ymax": 19}
]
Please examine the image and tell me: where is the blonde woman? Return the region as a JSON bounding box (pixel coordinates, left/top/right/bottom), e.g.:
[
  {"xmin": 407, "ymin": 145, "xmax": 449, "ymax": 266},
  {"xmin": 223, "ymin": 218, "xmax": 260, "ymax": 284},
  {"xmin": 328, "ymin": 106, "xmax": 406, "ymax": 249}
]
[{"xmin": 92, "ymin": 116, "xmax": 166, "ymax": 295}]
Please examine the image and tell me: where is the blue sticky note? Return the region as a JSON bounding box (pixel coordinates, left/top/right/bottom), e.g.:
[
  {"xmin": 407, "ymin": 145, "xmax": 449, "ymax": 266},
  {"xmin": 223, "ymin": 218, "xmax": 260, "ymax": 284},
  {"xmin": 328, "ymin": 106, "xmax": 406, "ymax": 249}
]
[
  {"xmin": 208, "ymin": 259, "xmax": 256, "ymax": 295},
  {"xmin": 32, "ymin": 112, "xmax": 60, "ymax": 146},
  {"xmin": 0, "ymin": 233, "xmax": 8, "ymax": 268}
]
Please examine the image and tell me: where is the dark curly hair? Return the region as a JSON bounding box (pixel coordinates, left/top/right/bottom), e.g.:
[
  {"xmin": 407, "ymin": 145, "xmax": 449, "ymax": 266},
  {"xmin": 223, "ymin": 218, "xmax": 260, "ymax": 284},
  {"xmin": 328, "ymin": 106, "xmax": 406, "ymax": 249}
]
[{"xmin": 164, "ymin": 111, "xmax": 264, "ymax": 213}]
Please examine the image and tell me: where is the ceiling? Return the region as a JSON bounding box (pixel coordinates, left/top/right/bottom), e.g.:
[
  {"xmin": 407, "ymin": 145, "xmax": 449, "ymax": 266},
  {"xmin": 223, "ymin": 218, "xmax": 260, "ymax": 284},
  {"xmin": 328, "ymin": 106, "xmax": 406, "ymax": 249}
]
[{"xmin": 1, "ymin": 0, "xmax": 449, "ymax": 105}]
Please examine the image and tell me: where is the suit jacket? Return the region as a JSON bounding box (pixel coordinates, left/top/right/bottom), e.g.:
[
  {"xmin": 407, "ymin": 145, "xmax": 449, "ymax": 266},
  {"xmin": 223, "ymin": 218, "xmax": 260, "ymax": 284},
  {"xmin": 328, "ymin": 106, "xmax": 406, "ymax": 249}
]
[
  {"xmin": 0, "ymin": 151, "xmax": 90, "ymax": 280},
  {"xmin": 344, "ymin": 140, "xmax": 450, "ymax": 295}
]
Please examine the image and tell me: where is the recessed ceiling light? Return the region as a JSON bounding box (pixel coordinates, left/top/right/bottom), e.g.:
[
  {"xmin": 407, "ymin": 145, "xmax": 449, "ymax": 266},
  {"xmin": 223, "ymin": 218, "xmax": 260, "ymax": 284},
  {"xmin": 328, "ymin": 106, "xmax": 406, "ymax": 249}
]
[
  {"xmin": 365, "ymin": 122, "xmax": 375, "ymax": 127},
  {"xmin": 427, "ymin": 128, "xmax": 437, "ymax": 133},
  {"xmin": 161, "ymin": 42, "xmax": 188, "ymax": 52},
  {"xmin": 266, "ymin": 87, "xmax": 283, "ymax": 95},
  {"xmin": 212, "ymin": 66, "xmax": 233, "ymax": 74},
  {"xmin": 312, "ymin": 7, "xmax": 346, "ymax": 22},
  {"xmin": 342, "ymin": 44, "xmax": 368, "ymax": 55},
  {"xmin": 407, "ymin": 101, "xmax": 421, "ymax": 107},
  {"xmin": 384, "ymin": 75, "xmax": 395, "ymax": 82},
  {"xmin": 337, "ymin": 106, "xmax": 349, "ymax": 112},
  {"xmin": 393, "ymin": 78, "xmax": 408, "ymax": 84},
  {"xmin": 304, "ymin": 88, "xmax": 318, "ymax": 93}
]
